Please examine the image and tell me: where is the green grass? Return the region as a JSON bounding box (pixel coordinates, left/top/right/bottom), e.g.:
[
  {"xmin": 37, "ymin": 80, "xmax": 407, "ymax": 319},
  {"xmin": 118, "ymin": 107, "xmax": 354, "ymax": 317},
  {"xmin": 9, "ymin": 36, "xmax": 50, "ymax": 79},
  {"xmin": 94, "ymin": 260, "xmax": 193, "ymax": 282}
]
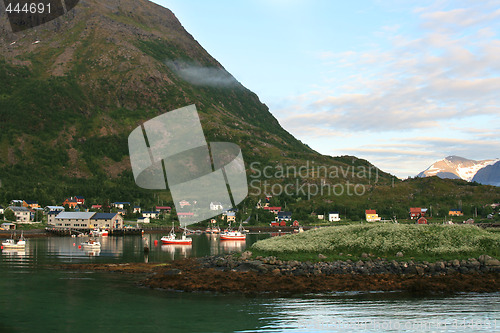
[{"xmin": 251, "ymin": 223, "xmax": 500, "ymax": 262}]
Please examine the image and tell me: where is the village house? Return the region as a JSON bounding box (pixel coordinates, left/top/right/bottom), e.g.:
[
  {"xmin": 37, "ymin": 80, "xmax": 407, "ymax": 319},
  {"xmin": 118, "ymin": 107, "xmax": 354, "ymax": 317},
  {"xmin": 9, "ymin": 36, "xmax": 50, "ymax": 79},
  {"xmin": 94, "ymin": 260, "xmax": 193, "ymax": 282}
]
[
  {"xmin": 112, "ymin": 202, "xmax": 130, "ymax": 209},
  {"xmin": 74, "ymin": 196, "xmax": 85, "ymax": 205},
  {"xmin": 6, "ymin": 206, "xmax": 31, "ymax": 223},
  {"xmin": 10, "ymin": 200, "xmax": 24, "ymax": 206},
  {"xmin": 90, "ymin": 213, "xmax": 123, "ymax": 229},
  {"xmin": 49, "ymin": 212, "xmax": 95, "ymax": 228},
  {"xmin": 138, "ymin": 217, "xmax": 150, "ymax": 223},
  {"xmin": 1, "ymin": 222, "xmax": 16, "ymax": 230},
  {"xmin": 409, "ymin": 207, "xmax": 428, "ymax": 219},
  {"xmin": 142, "ymin": 211, "xmax": 160, "ymax": 219},
  {"xmin": 155, "ymin": 206, "xmax": 171, "ymax": 213},
  {"xmin": 23, "ymin": 200, "xmax": 40, "ymax": 209},
  {"xmin": 210, "ymin": 201, "xmax": 224, "ymax": 211},
  {"xmin": 91, "ymin": 204, "xmax": 102, "ymax": 210},
  {"xmin": 47, "ymin": 211, "xmax": 60, "ymax": 225},
  {"xmin": 365, "ymin": 209, "xmax": 381, "ymax": 222},
  {"xmin": 179, "ymin": 200, "xmax": 191, "ymax": 208},
  {"xmin": 48, "ymin": 212, "xmax": 123, "ymax": 229},
  {"xmin": 328, "ymin": 212, "xmax": 341, "ymax": 222},
  {"xmin": 264, "ymin": 206, "xmax": 282, "ymax": 214},
  {"xmin": 226, "ymin": 211, "xmax": 236, "ymax": 223},
  {"xmin": 276, "ymin": 211, "xmax": 292, "ymax": 222},
  {"xmin": 62, "ymin": 198, "xmax": 78, "ymax": 209},
  {"xmin": 0, "ymin": 205, "xmax": 4, "ymax": 215},
  {"xmin": 417, "ymin": 217, "xmax": 428, "ymax": 224},
  {"xmin": 133, "ymin": 206, "xmax": 142, "ymax": 214},
  {"xmin": 449, "ymin": 209, "xmax": 464, "ymax": 216},
  {"xmin": 44, "ymin": 206, "xmax": 65, "ymax": 213}
]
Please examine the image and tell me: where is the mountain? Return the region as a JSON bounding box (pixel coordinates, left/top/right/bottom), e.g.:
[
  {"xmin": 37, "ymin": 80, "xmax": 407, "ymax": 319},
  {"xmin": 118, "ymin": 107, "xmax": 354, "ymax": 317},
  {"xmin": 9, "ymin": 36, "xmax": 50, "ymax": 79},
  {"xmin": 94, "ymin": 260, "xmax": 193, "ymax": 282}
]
[
  {"xmin": 472, "ymin": 161, "xmax": 500, "ymax": 186},
  {"xmin": 0, "ymin": 0, "xmax": 391, "ymax": 206},
  {"xmin": 417, "ymin": 156, "xmax": 500, "ymax": 184}
]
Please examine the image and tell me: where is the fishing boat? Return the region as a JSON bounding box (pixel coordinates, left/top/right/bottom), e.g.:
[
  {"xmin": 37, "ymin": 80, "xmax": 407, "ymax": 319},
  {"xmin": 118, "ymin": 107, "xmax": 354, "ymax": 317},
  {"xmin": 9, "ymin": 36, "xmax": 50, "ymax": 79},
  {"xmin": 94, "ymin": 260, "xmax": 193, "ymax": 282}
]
[
  {"xmin": 161, "ymin": 224, "xmax": 192, "ymax": 245},
  {"xmin": 1, "ymin": 233, "xmax": 26, "ymax": 249},
  {"xmin": 220, "ymin": 222, "xmax": 246, "ymax": 241},
  {"xmin": 90, "ymin": 228, "xmax": 109, "ymax": 237},
  {"xmin": 81, "ymin": 238, "xmax": 101, "ymax": 249}
]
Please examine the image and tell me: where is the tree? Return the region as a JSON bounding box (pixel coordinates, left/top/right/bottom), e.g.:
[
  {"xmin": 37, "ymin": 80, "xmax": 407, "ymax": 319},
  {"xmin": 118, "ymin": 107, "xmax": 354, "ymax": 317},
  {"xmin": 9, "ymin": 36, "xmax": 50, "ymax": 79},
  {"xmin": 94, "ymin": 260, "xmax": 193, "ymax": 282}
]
[{"xmin": 4, "ymin": 209, "xmax": 16, "ymax": 222}]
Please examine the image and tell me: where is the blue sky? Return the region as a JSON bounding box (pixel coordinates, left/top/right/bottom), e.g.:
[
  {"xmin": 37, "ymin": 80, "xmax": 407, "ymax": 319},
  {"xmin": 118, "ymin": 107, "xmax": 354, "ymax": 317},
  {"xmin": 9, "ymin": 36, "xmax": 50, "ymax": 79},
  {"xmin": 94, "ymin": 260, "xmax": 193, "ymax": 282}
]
[{"xmin": 152, "ymin": 0, "xmax": 500, "ymax": 178}]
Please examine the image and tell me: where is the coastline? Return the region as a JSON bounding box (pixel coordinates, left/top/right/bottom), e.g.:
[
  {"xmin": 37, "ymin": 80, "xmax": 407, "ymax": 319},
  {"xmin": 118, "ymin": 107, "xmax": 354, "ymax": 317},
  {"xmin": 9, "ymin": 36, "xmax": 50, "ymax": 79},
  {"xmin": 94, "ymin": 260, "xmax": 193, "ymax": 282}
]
[{"xmin": 56, "ymin": 254, "xmax": 500, "ymax": 294}]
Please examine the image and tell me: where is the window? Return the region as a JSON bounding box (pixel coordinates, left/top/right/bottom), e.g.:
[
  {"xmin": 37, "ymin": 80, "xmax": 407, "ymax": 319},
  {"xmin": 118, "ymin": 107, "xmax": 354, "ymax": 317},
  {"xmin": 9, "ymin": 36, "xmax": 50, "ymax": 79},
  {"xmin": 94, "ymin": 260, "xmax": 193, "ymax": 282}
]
[{"xmin": 65, "ymin": 223, "xmax": 70, "ymax": 226}]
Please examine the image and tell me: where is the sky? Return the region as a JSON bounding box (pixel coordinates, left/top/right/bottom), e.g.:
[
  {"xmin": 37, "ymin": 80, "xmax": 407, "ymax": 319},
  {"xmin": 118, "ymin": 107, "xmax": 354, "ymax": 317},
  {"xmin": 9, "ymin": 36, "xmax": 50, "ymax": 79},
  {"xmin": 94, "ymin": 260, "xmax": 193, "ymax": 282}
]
[{"xmin": 152, "ymin": 0, "xmax": 500, "ymax": 178}]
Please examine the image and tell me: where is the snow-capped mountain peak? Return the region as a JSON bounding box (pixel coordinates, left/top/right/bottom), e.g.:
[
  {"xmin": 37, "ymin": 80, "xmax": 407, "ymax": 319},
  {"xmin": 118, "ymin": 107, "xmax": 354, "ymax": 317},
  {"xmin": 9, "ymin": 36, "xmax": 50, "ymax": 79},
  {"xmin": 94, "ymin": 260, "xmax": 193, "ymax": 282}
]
[{"xmin": 417, "ymin": 156, "xmax": 500, "ymax": 182}]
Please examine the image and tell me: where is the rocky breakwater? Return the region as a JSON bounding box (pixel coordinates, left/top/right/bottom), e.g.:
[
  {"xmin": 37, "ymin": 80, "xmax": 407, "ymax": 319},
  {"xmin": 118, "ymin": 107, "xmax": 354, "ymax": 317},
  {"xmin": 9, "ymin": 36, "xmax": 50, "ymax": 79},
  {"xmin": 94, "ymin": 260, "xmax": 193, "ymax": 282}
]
[
  {"xmin": 199, "ymin": 252, "xmax": 500, "ymax": 276},
  {"xmin": 141, "ymin": 253, "xmax": 500, "ymax": 294}
]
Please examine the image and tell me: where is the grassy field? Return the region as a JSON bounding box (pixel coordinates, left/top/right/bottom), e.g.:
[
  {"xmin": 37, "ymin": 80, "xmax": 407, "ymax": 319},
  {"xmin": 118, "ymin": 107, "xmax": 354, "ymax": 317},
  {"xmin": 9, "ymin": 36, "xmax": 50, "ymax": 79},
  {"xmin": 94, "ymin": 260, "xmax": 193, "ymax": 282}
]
[{"xmin": 251, "ymin": 223, "xmax": 500, "ymax": 262}]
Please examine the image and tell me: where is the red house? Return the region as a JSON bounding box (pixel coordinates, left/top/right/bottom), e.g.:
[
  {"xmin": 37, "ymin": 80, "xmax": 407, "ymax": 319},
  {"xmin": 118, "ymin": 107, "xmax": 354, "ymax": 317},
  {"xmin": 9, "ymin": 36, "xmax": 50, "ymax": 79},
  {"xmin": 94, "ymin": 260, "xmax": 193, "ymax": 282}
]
[
  {"xmin": 270, "ymin": 221, "xmax": 279, "ymax": 227},
  {"xmin": 417, "ymin": 217, "xmax": 428, "ymax": 224},
  {"xmin": 74, "ymin": 196, "xmax": 85, "ymax": 205},
  {"xmin": 264, "ymin": 206, "xmax": 282, "ymax": 214},
  {"xmin": 291, "ymin": 220, "xmax": 299, "ymax": 227},
  {"xmin": 156, "ymin": 206, "xmax": 172, "ymax": 213},
  {"xmin": 279, "ymin": 220, "xmax": 287, "ymax": 227}
]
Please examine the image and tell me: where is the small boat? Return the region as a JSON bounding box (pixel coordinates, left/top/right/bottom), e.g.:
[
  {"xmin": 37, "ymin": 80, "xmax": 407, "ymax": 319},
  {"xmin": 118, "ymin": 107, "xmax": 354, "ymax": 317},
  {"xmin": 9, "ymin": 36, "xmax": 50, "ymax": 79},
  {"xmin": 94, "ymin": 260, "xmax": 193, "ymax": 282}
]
[
  {"xmin": 81, "ymin": 238, "xmax": 101, "ymax": 249},
  {"xmin": 220, "ymin": 222, "xmax": 246, "ymax": 241},
  {"xmin": 90, "ymin": 228, "xmax": 109, "ymax": 237},
  {"xmin": 161, "ymin": 224, "xmax": 192, "ymax": 245},
  {"xmin": 1, "ymin": 233, "xmax": 26, "ymax": 249}
]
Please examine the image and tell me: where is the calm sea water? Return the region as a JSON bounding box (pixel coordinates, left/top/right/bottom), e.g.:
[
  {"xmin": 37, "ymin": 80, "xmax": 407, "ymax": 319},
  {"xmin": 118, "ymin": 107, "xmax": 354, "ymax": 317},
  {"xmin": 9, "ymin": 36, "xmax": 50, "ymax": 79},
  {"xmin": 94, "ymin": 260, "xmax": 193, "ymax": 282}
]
[{"xmin": 1, "ymin": 234, "xmax": 499, "ymax": 333}]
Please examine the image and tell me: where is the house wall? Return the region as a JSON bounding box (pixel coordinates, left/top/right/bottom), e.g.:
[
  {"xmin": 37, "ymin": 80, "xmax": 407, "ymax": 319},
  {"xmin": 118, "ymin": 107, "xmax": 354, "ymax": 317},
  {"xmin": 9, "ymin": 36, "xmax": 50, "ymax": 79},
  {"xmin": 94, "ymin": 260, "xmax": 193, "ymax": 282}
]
[{"xmin": 329, "ymin": 214, "xmax": 340, "ymax": 222}]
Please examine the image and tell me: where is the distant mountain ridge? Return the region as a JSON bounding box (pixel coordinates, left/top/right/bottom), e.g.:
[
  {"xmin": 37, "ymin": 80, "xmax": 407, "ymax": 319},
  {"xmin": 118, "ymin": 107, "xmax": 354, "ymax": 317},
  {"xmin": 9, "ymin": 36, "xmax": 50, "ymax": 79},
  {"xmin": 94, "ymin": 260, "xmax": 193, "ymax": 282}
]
[{"xmin": 417, "ymin": 156, "xmax": 500, "ymax": 186}]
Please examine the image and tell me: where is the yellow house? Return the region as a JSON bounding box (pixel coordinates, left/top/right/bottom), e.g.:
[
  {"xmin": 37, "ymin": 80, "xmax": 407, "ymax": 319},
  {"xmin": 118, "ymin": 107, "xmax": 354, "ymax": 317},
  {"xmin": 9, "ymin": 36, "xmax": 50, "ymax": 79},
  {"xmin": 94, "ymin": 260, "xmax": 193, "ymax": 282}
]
[
  {"xmin": 449, "ymin": 210, "xmax": 463, "ymax": 216},
  {"xmin": 365, "ymin": 209, "xmax": 381, "ymax": 222}
]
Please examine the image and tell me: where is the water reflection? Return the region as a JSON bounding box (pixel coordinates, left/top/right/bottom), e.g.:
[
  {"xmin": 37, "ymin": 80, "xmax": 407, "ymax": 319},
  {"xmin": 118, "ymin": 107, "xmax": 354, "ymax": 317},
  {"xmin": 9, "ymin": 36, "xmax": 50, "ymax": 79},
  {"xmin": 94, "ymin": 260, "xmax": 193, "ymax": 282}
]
[
  {"xmin": 2, "ymin": 249, "xmax": 27, "ymax": 257},
  {"xmin": 220, "ymin": 240, "xmax": 246, "ymax": 252},
  {"xmin": 47, "ymin": 236, "xmax": 124, "ymax": 258},
  {"xmin": 160, "ymin": 244, "xmax": 192, "ymax": 260}
]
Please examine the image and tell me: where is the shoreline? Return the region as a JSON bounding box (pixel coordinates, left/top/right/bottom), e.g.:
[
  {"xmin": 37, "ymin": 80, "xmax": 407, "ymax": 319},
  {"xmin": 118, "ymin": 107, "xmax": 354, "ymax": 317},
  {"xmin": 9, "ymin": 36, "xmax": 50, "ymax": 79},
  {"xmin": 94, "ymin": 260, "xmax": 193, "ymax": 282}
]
[{"xmin": 56, "ymin": 254, "xmax": 500, "ymax": 294}]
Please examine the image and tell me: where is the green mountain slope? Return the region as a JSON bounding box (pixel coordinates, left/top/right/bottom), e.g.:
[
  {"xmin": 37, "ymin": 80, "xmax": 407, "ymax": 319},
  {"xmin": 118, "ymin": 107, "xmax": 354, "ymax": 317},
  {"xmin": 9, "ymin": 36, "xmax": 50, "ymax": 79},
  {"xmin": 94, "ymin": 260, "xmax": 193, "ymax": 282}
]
[{"xmin": 0, "ymin": 0, "xmax": 393, "ymax": 207}]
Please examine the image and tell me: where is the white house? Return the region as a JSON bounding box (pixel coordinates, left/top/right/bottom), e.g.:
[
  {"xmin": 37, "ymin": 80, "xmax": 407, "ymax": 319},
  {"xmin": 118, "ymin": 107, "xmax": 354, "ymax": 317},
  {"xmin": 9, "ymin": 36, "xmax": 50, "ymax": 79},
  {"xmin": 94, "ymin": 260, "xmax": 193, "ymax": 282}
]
[
  {"xmin": 113, "ymin": 202, "xmax": 130, "ymax": 209},
  {"xmin": 44, "ymin": 206, "xmax": 65, "ymax": 213},
  {"xmin": 0, "ymin": 205, "xmax": 4, "ymax": 215},
  {"xmin": 137, "ymin": 217, "xmax": 150, "ymax": 223},
  {"xmin": 142, "ymin": 211, "xmax": 160, "ymax": 219},
  {"xmin": 6, "ymin": 206, "xmax": 31, "ymax": 223},
  {"xmin": 133, "ymin": 206, "xmax": 142, "ymax": 213},
  {"xmin": 210, "ymin": 201, "xmax": 223, "ymax": 211},
  {"xmin": 329, "ymin": 212, "xmax": 340, "ymax": 222}
]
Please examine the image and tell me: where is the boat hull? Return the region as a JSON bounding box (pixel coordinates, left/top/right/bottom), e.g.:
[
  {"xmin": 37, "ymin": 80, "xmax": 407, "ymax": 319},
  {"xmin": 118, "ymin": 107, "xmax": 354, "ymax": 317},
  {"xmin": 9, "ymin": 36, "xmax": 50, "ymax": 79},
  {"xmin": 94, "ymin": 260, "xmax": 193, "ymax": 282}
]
[
  {"xmin": 220, "ymin": 235, "xmax": 246, "ymax": 241},
  {"xmin": 161, "ymin": 239, "xmax": 193, "ymax": 245}
]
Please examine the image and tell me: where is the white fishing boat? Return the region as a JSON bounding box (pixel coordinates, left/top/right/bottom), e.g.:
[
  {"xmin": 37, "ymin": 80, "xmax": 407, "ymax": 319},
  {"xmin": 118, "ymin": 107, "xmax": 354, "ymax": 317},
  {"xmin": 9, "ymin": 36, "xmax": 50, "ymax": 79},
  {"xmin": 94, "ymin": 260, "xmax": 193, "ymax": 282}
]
[
  {"xmin": 90, "ymin": 228, "xmax": 109, "ymax": 237},
  {"xmin": 220, "ymin": 222, "xmax": 246, "ymax": 241},
  {"xmin": 81, "ymin": 238, "xmax": 101, "ymax": 249},
  {"xmin": 1, "ymin": 233, "xmax": 26, "ymax": 249},
  {"xmin": 161, "ymin": 224, "xmax": 192, "ymax": 245}
]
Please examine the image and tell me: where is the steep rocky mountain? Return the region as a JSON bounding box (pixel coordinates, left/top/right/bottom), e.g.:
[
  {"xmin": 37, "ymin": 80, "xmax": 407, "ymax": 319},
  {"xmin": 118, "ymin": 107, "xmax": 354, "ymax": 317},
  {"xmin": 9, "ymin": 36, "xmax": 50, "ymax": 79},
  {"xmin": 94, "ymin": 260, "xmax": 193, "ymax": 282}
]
[
  {"xmin": 0, "ymin": 0, "xmax": 391, "ymax": 205},
  {"xmin": 472, "ymin": 161, "xmax": 500, "ymax": 186},
  {"xmin": 417, "ymin": 156, "xmax": 499, "ymax": 185}
]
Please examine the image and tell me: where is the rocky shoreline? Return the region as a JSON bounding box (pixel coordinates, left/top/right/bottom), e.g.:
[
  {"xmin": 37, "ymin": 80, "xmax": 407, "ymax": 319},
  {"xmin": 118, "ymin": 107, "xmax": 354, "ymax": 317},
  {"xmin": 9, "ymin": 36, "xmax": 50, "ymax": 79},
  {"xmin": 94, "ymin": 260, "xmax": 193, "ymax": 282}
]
[
  {"xmin": 58, "ymin": 253, "xmax": 500, "ymax": 294},
  {"xmin": 201, "ymin": 252, "xmax": 500, "ymax": 276}
]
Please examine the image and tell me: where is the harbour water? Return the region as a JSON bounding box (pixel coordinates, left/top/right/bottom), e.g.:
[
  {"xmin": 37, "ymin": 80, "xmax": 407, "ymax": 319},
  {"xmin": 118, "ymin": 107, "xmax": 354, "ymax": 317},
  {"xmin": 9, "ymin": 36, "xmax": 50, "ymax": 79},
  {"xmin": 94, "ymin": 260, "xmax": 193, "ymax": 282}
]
[{"xmin": 1, "ymin": 234, "xmax": 499, "ymax": 332}]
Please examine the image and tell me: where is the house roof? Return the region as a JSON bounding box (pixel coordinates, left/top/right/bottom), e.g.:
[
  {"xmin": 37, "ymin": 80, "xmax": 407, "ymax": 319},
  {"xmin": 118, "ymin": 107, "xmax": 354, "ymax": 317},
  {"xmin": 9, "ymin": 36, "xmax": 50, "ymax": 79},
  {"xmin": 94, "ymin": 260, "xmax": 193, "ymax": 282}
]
[
  {"xmin": 45, "ymin": 206, "xmax": 65, "ymax": 210},
  {"xmin": 56, "ymin": 212, "xmax": 95, "ymax": 219},
  {"xmin": 114, "ymin": 202, "xmax": 130, "ymax": 205},
  {"xmin": 75, "ymin": 196, "xmax": 85, "ymax": 199},
  {"xmin": 365, "ymin": 209, "xmax": 377, "ymax": 214},
  {"xmin": 278, "ymin": 211, "xmax": 292, "ymax": 217},
  {"xmin": 226, "ymin": 212, "xmax": 236, "ymax": 216},
  {"xmin": 410, "ymin": 207, "xmax": 422, "ymax": 213},
  {"xmin": 24, "ymin": 200, "xmax": 38, "ymax": 204},
  {"xmin": 329, "ymin": 212, "xmax": 340, "ymax": 215},
  {"xmin": 143, "ymin": 211, "xmax": 159, "ymax": 214},
  {"xmin": 91, "ymin": 213, "xmax": 118, "ymax": 220},
  {"xmin": 178, "ymin": 212, "xmax": 194, "ymax": 216},
  {"xmin": 264, "ymin": 206, "xmax": 281, "ymax": 211},
  {"xmin": 64, "ymin": 198, "xmax": 78, "ymax": 203},
  {"xmin": 8, "ymin": 206, "xmax": 30, "ymax": 212},
  {"xmin": 155, "ymin": 206, "xmax": 171, "ymax": 209}
]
